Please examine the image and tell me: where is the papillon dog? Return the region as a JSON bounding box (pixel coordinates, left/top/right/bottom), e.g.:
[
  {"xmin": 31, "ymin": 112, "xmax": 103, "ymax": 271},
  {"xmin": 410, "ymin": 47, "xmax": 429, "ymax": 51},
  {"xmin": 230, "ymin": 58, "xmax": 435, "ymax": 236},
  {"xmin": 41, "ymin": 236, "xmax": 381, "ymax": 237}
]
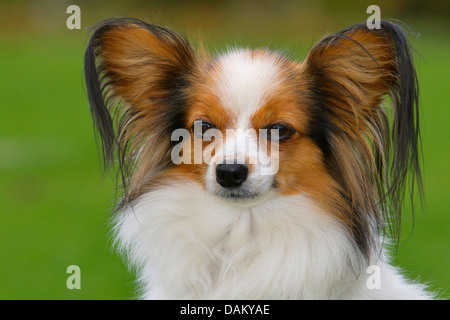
[{"xmin": 84, "ymin": 18, "xmax": 433, "ymax": 299}]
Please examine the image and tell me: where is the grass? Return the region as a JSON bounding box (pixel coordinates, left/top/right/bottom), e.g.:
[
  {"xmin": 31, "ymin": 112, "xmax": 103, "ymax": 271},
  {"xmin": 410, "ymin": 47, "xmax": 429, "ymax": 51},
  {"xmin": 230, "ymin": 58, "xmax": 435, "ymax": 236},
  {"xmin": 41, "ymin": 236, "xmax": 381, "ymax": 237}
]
[
  {"xmin": 0, "ymin": 33, "xmax": 134, "ymax": 299},
  {"xmin": 0, "ymin": 19, "xmax": 448, "ymax": 299}
]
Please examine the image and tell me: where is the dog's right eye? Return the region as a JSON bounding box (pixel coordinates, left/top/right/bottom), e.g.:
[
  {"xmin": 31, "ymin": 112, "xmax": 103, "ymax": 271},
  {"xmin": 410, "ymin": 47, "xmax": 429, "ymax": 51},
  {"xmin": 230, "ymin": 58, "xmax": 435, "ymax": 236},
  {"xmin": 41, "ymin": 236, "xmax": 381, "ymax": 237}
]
[
  {"xmin": 191, "ymin": 120, "xmax": 215, "ymax": 138},
  {"xmin": 265, "ymin": 122, "xmax": 296, "ymax": 142}
]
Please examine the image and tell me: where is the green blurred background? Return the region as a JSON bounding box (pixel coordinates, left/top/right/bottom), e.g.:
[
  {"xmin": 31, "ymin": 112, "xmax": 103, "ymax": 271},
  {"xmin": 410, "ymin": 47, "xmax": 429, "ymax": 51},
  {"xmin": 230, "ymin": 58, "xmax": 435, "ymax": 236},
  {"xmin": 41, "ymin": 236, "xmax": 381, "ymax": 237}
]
[{"xmin": 0, "ymin": 0, "xmax": 448, "ymax": 299}]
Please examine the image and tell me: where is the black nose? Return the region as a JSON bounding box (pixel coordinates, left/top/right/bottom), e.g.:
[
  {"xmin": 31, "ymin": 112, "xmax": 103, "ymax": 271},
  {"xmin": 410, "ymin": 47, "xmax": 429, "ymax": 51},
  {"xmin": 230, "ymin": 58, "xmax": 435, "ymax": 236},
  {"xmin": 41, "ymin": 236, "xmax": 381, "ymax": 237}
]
[{"xmin": 216, "ymin": 164, "xmax": 248, "ymax": 188}]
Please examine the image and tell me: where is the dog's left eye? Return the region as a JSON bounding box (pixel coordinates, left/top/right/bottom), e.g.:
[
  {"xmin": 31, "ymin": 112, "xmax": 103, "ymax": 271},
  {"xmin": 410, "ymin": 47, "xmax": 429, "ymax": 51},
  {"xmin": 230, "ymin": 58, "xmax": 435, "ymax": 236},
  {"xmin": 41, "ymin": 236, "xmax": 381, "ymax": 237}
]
[
  {"xmin": 265, "ymin": 123, "xmax": 296, "ymax": 141},
  {"xmin": 192, "ymin": 120, "xmax": 215, "ymax": 138}
]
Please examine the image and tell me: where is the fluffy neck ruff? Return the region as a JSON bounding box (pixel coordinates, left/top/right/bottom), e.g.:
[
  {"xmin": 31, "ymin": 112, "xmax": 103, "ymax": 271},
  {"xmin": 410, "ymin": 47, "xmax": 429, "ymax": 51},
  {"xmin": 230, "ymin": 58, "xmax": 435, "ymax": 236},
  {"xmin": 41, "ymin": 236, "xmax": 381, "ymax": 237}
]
[{"xmin": 113, "ymin": 180, "xmax": 369, "ymax": 299}]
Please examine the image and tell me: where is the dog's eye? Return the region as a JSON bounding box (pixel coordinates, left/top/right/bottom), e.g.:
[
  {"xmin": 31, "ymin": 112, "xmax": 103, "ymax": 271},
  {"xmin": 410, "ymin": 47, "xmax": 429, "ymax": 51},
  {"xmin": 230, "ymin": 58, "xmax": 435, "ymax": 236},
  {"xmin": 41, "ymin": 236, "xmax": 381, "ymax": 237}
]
[
  {"xmin": 192, "ymin": 120, "xmax": 215, "ymax": 138},
  {"xmin": 265, "ymin": 123, "xmax": 296, "ymax": 141}
]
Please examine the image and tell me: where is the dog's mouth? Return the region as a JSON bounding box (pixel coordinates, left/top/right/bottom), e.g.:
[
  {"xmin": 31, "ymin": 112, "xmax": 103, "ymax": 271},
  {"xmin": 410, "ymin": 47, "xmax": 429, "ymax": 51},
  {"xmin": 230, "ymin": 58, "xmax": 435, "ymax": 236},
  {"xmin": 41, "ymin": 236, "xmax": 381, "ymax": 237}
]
[
  {"xmin": 214, "ymin": 187, "xmax": 261, "ymax": 201},
  {"xmin": 211, "ymin": 185, "xmax": 278, "ymax": 208}
]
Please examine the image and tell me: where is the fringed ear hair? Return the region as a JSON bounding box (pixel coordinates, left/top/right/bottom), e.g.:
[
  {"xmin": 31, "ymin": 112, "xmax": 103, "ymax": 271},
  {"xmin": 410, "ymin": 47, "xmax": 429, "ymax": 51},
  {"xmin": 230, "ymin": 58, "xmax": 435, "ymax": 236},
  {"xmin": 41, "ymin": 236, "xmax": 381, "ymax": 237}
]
[
  {"xmin": 84, "ymin": 18, "xmax": 199, "ymax": 203},
  {"xmin": 303, "ymin": 20, "xmax": 421, "ymax": 256}
]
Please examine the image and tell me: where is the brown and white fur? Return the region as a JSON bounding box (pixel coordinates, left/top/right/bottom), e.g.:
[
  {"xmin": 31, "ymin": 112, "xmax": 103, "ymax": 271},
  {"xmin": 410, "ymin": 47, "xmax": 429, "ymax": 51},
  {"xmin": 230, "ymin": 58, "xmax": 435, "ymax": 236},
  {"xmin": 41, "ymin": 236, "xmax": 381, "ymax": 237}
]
[{"xmin": 84, "ymin": 18, "xmax": 432, "ymax": 299}]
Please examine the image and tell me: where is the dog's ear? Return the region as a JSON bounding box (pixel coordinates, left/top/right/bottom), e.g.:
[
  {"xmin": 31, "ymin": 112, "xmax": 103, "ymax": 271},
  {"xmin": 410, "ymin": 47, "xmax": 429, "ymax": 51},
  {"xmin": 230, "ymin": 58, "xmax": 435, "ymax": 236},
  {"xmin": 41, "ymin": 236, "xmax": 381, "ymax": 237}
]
[
  {"xmin": 303, "ymin": 22, "xmax": 402, "ymax": 135},
  {"xmin": 302, "ymin": 21, "xmax": 421, "ymax": 253},
  {"xmin": 84, "ymin": 18, "xmax": 199, "ymax": 192}
]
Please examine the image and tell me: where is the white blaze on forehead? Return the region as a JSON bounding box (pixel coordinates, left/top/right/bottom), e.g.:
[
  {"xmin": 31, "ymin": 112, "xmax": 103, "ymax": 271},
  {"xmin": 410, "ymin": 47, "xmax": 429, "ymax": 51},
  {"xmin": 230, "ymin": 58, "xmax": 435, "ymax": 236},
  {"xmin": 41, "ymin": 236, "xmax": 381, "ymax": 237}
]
[{"xmin": 213, "ymin": 49, "xmax": 283, "ymax": 127}]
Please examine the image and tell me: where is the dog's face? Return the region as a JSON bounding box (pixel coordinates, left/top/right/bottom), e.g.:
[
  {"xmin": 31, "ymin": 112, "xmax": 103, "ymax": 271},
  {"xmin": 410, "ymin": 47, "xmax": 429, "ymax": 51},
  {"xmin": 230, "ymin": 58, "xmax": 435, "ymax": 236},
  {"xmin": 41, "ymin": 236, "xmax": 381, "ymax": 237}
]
[{"xmin": 180, "ymin": 50, "xmax": 330, "ymax": 204}]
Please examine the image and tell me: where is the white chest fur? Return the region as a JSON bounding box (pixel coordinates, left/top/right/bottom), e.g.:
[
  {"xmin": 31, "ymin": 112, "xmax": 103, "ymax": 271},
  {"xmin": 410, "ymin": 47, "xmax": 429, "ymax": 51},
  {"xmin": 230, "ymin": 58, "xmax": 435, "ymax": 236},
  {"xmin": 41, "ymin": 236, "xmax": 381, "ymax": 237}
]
[{"xmin": 113, "ymin": 181, "xmax": 431, "ymax": 300}]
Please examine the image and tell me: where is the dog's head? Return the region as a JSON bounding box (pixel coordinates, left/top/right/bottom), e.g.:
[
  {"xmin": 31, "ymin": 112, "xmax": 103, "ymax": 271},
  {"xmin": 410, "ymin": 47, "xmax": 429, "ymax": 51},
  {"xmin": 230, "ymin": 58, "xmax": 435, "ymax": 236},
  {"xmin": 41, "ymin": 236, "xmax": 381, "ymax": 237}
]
[{"xmin": 85, "ymin": 18, "xmax": 421, "ymax": 256}]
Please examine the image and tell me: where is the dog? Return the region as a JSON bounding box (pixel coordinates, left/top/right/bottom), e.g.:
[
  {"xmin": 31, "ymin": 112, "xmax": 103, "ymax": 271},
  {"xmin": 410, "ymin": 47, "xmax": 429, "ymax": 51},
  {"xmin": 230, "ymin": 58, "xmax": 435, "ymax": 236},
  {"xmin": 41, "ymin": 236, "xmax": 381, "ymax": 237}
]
[{"xmin": 84, "ymin": 18, "xmax": 433, "ymax": 299}]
